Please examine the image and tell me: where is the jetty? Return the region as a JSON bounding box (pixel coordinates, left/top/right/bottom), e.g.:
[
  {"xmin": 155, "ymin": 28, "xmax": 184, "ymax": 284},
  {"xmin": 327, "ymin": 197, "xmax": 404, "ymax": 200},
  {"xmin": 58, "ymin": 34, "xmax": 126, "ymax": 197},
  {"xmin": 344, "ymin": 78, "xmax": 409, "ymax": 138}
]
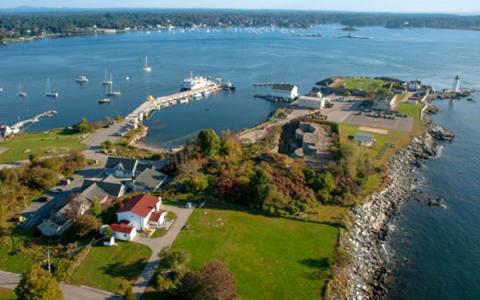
[
  {"xmin": 0, "ymin": 110, "xmax": 57, "ymax": 138},
  {"xmin": 126, "ymin": 83, "xmax": 221, "ymax": 125}
]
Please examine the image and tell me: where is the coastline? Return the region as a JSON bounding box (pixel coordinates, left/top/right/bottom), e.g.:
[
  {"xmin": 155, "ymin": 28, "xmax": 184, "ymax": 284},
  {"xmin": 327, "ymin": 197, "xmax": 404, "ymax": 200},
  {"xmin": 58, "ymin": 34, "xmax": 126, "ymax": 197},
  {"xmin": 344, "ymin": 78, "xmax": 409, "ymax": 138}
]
[{"xmin": 345, "ymin": 109, "xmax": 453, "ymax": 298}]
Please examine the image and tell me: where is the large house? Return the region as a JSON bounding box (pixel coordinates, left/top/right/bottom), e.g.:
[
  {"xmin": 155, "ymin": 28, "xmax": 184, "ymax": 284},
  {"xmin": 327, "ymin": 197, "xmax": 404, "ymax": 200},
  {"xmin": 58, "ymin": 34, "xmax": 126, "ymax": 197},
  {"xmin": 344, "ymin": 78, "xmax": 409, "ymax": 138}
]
[
  {"xmin": 105, "ymin": 157, "xmax": 139, "ymax": 179},
  {"xmin": 132, "ymin": 168, "xmax": 167, "ymax": 193},
  {"xmin": 83, "ymin": 175, "xmax": 126, "ymax": 199},
  {"xmin": 38, "ymin": 183, "xmax": 111, "ymax": 236},
  {"xmin": 271, "ymin": 84, "xmax": 299, "ymax": 101},
  {"xmin": 116, "ymin": 194, "xmax": 166, "ymax": 231}
]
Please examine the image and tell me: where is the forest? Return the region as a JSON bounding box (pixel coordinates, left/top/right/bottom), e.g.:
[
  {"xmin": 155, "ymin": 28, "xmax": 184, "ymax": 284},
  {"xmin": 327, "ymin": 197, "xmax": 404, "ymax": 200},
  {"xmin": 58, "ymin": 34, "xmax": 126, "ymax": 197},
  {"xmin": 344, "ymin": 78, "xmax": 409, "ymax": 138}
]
[{"xmin": 0, "ymin": 10, "xmax": 479, "ymax": 40}]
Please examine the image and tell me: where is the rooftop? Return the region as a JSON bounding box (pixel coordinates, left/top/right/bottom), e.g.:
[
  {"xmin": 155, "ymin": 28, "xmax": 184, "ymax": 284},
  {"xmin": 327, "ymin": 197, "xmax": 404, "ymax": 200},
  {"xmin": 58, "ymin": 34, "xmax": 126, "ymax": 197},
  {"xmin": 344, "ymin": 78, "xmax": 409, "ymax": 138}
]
[{"xmin": 117, "ymin": 194, "xmax": 160, "ymax": 217}]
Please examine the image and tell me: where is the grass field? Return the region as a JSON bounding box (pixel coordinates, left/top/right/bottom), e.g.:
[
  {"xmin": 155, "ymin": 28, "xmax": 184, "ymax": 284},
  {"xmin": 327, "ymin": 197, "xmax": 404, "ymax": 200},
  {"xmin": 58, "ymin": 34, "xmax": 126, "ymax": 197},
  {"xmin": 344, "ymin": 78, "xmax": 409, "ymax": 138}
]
[
  {"xmin": 0, "ymin": 288, "xmax": 16, "ymax": 300},
  {"xmin": 332, "ymin": 77, "xmax": 385, "ymax": 92},
  {"xmin": 0, "ymin": 130, "xmax": 85, "ymax": 163},
  {"xmin": 0, "ymin": 229, "xmax": 36, "ymax": 274},
  {"xmin": 398, "ymin": 102, "xmax": 425, "ymax": 136},
  {"xmin": 171, "ymin": 202, "xmax": 339, "ymax": 300},
  {"xmin": 70, "ymin": 242, "xmax": 152, "ymax": 293}
]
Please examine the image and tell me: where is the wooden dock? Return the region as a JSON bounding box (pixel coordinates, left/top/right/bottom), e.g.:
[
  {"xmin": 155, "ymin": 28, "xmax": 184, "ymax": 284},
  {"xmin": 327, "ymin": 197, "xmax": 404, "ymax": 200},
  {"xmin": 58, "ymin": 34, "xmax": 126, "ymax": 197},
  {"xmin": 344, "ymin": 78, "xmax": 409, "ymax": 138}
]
[{"xmin": 126, "ymin": 84, "xmax": 222, "ymax": 124}]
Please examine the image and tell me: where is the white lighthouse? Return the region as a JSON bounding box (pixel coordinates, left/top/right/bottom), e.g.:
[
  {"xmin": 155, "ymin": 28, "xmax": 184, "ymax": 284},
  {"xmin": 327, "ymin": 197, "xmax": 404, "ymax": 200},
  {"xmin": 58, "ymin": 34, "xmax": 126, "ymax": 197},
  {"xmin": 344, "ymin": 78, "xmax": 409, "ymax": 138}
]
[{"xmin": 453, "ymin": 75, "xmax": 461, "ymax": 92}]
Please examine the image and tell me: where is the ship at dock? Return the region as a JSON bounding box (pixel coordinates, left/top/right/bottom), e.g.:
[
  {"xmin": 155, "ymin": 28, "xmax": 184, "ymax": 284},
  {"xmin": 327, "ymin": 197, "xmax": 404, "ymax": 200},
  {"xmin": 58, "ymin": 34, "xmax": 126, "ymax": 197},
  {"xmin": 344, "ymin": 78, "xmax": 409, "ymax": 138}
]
[{"xmin": 180, "ymin": 72, "xmax": 212, "ymax": 91}]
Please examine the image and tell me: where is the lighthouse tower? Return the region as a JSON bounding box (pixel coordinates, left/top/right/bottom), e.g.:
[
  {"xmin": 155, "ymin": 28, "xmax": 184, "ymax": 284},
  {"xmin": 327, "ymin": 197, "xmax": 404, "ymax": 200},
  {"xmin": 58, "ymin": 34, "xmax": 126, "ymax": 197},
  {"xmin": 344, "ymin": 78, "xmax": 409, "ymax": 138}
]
[{"xmin": 453, "ymin": 75, "xmax": 461, "ymax": 92}]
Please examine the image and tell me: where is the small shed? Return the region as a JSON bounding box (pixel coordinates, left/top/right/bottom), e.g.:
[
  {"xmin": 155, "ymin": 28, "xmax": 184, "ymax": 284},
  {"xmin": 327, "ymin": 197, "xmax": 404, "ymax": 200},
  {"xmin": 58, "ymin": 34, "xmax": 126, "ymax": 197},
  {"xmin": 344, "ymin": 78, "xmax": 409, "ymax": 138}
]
[
  {"xmin": 111, "ymin": 223, "xmax": 137, "ymax": 241},
  {"xmin": 354, "ymin": 133, "xmax": 375, "ymax": 147}
]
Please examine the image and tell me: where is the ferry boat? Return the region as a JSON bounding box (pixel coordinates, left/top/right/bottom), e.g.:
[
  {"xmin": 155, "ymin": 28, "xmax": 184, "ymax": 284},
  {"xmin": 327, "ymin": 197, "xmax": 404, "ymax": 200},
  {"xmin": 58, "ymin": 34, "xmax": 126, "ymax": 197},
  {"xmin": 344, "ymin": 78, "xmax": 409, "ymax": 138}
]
[
  {"xmin": 76, "ymin": 75, "xmax": 89, "ymax": 84},
  {"xmin": 98, "ymin": 97, "xmax": 111, "ymax": 104},
  {"xmin": 102, "ymin": 70, "xmax": 113, "ymax": 86},
  {"xmin": 17, "ymin": 85, "xmax": 27, "ymax": 97},
  {"xmin": 180, "ymin": 72, "xmax": 211, "ymax": 91},
  {"xmin": 45, "ymin": 78, "xmax": 59, "ymax": 98},
  {"xmin": 143, "ymin": 56, "xmax": 152, "ymax": 73}
]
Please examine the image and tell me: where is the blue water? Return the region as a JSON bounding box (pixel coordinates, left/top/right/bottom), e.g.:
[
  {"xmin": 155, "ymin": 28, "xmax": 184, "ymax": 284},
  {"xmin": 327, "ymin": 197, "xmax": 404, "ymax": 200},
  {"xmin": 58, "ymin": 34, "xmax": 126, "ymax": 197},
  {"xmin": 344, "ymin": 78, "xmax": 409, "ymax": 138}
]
[{"xmin": 1, "ymin": 24, "xmax": 480, "ymax": 298}]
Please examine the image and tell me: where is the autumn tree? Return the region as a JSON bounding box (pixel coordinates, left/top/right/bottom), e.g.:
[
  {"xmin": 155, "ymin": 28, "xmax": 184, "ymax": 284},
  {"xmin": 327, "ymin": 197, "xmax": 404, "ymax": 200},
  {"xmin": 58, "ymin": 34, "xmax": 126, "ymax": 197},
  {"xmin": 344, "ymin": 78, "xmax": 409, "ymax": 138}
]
[
  {"xmin": 72, "ymin": 214, "xmax": 100, "ymax": 237},
  {"xmin": 15, "ymin": 264, "xmax": 63, "ymax": 300},
  {"xmin": 178, "ymin": 260, "xmax": 237, "ymax": 300},
  {"xmin": 197, "ymin": 129, "xmax": 221, "ymax": 158}
]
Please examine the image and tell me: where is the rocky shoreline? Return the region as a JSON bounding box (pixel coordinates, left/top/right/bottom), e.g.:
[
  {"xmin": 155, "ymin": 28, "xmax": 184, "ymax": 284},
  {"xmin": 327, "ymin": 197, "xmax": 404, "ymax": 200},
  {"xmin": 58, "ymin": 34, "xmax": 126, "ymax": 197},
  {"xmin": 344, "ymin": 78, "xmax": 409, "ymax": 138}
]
[{"xmin": 346, "ymin": 120, "xmax": 453, "ymax": 299}]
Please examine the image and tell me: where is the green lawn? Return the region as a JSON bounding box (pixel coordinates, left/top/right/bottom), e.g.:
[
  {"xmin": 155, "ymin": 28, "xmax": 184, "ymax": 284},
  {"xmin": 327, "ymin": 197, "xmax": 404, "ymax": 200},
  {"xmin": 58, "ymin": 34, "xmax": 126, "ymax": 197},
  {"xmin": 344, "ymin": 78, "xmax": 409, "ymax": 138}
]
[
  {"xmin": 0, "ymin": 229, "xmax": 36, "ymax": 274},
  {"xmin": 333, "ymin": 77, "xmax": 385, "ymax": 92},
  {"xmin": 397, "ymin": 102, "xmax": 425, "ymax": 136},
  {"xmin": 0, "ymin": 288, "xmax": 16, "ymax": 300},
  {"xmin": 70, "ymin": 241, "xmax": 152, "ymax": 293},
  {"xmin": 0, "ymin": 130, "xmax": 85, "ymax": 163},
  {"xmin": 171, "ymin": 202, "xmax": 339, "ymax": 300}
]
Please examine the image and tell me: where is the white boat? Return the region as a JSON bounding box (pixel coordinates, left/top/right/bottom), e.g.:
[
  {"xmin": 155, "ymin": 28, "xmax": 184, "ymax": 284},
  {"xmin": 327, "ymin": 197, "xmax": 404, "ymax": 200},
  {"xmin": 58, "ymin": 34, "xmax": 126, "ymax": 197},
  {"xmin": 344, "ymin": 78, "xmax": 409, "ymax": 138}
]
[
  {"xmin": 76, "ymin": 75, "xmax": 89, "ymax": 84},
  {"xmin": 0, "ymin": 87, "xmax": 3, "ymax": 92},
  {"xmin": 202, "ymin": 91, "xmax": 211, "ymax": 97},
  {"xmin": 45, "ymin": 78, "xmax": 59, "ymax": 98},
  {"xmin": 17, "ymin": 85, "xmax": 27, "ymax": 97},
  {"xmin": 143, "ymin": 56, "xmax": 152, "ymax": 73},
  {"xmin": 102, "ymin": 70, "xmax": 113, "ymax": 86},
  {"xmin": 180, "ymin": 72, "xmax": 211, "ymax": 91},
  {"xmin": 98, "ymin": 97, "xmax": 111, "ymax": 104},
  {"xmin": 192, "ymin": 93, "xmax": 203, "ymax": 100},
  {"xmin": 106, "ymin": 82, "xmax": 121, "ymax": 97},
  {"xmin": 125, "ymin": 75, "xmax": 130, "ymax": 81},
  {"xmin": 179, "ymin": 98, "xmax": 190, "ymax": 104}
]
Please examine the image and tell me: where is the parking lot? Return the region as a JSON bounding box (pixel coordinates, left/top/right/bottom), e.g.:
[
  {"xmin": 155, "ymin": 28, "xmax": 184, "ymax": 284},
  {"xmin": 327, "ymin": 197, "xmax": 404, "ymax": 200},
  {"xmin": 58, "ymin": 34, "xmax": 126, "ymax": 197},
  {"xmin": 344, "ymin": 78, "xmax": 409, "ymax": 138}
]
[{"xmin": 323, "ymin": 100, "xmax": 414, "ymax": 132}]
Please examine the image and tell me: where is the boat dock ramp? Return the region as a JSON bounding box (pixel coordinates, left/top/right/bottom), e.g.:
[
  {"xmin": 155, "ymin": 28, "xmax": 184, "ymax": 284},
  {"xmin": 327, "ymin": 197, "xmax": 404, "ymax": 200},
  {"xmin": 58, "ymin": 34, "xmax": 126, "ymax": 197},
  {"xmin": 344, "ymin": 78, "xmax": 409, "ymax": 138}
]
[
  {"xmin": 0, "ymin": 110, "xmax": 57, "ymax": 138},
  {"xmin": 126, "ymin": 83, "xmax": 222, "ymax": 125}
]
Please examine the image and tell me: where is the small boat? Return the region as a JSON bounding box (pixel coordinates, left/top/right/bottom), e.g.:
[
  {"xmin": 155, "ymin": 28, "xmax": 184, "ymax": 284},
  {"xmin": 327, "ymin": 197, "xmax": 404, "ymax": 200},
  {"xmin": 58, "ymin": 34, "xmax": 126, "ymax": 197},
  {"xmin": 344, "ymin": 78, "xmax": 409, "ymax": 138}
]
[
  {"xmin": 102, "ymin": 70, "xmax": 113, "ymax": 86},
  {"xmin": 45, "ymin": 78, "xmax": 59, "ymax": 98},
  {"xmin": 98, "ymin": 97, "xmax": 111, "ymax": 104},
  {"xmin": 18, "ymin": 84, "xmax": 27, "ymax": 97},
  {"xmin": 125, "ymin": 75, "xmax": 130, "ymax": 81},
  {"xmin": 106, "ymin": 82, "xmax": 121, "ymax": 97},
  {"xmin": 192, "ymin": 93, "xmax": 203, "ymax": 100},
  {"xmin": 179, "ymin": 98, "xmax": 190, "ymax": 104},
  {"xmin": 467, "ymin": 98, "xmax": 474, "ymax": 102},
  {"xmin": 222, "ymin": 81, "xmax": 236, "ymax": 91},
  {"xmin": 0, "ymin": 87, "xmax": 3, "ymax": 92},
  {"xmin": 202, "ymin": 91, "xmax": 211, "ymax": 97},
  {"xmin": 76, "ymin": 75, "xmax": 89, "ymax": 84},
  {"xmin": 143, "ymin": 56, "xmax": 152, "ymax": 73}
]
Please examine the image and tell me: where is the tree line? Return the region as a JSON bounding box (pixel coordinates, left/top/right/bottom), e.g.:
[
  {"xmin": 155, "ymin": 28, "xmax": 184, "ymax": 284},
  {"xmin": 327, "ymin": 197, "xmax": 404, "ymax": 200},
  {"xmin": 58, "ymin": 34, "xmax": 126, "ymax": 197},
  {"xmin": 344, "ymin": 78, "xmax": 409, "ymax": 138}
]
[{"xmin": 1, "ymin": 10, "xmax": 480, "ymax": 40}]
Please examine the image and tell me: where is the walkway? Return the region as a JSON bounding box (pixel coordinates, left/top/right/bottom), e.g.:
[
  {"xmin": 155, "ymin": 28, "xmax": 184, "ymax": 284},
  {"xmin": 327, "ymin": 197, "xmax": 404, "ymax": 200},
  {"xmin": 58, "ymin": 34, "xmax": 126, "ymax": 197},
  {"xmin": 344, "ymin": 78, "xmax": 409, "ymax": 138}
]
[
  {"xmin": 132, "ymin": 205, "xmax": 194, "ymax": 299},
  {"xmin": 0, "ymin": 271, "xmax": 121, "ymax": 300}
]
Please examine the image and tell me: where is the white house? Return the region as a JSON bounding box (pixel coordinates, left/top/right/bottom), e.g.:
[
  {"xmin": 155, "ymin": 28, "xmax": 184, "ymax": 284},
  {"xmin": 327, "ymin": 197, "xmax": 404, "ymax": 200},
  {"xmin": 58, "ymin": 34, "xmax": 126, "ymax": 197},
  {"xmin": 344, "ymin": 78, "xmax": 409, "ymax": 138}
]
[
  {"xmin": 111, "ymin": 223, "xmax": 137, "ymax": 241},
  {"xmin": 116, "ymin": 194, "xmax": 164, "ymax": 231},
  {"xmin": 271, "ymin": 84, "xmax": 299, "ymax": 101},
  {"xmin": 408, "ymin": 80, "xmax": 422, "ymax": 92},
  {"xmin": 293, "ymin": 96, "xmax": 328, "ymax": 110},
  {"xmin": 105, "ymin": 157, "xmax": 139, "ymax": 179}
]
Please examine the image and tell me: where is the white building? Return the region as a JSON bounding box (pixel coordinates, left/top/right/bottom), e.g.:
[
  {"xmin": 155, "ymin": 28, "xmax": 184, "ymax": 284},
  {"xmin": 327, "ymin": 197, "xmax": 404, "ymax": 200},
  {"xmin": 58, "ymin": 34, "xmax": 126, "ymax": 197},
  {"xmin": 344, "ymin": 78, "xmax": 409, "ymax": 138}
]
[
  {"xmin": 293, "ymin": 96, "xmax": 328, "ymax": 110},
  {"xmin": 111, "ymin": 223, "xmax": 137, "ymax": 241},
  {"xmin": 271, "ymin": 84, "xmax": 299, "ymax": 101},
  {"xmin": 116, "ymin": 194, "xmax": 165, "ymax": 231}
]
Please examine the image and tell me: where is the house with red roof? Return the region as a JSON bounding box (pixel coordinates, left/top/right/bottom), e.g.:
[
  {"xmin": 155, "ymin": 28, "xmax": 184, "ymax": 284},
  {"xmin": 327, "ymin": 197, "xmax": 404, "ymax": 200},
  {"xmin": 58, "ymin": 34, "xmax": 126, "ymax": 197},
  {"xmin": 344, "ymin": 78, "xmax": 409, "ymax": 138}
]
[
  {"xmin": 115, "ymin": 194, "xmax": 166, "ymax": 231},
  {"xmin": 111, "ymin": 222, "xmax": 137, "ymax": 241}
]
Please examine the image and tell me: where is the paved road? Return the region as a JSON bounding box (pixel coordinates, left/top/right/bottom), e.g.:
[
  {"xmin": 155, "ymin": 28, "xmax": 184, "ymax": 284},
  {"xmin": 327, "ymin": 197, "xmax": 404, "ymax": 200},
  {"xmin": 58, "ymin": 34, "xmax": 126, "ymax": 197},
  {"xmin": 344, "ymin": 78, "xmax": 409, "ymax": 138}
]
[
  {"xmin": 82, "ymin": 121, "xmax": 126, "ymax": 162},
  {"xmin": 0, "ymin": 271, "xmax": 121, "ymax": 300},
  {"xmin": 132, "ymin": 205, "xmax": 194, "ymax": 299}
]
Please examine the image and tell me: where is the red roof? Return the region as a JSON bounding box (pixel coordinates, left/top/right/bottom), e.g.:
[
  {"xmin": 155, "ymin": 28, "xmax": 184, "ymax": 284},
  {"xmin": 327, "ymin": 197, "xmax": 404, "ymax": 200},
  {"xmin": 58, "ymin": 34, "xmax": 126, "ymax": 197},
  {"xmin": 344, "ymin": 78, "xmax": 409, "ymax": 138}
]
[
  {"xmin": 117, "ymin": 194, "xmax": 160, "ymax": 217},
  {"xmin": 149, "ymin": 210, "xmax": 167, "ymax": 223},
  {"xmin": 111, "ymin": 223, "xmax": 135, "ymax": 234}
]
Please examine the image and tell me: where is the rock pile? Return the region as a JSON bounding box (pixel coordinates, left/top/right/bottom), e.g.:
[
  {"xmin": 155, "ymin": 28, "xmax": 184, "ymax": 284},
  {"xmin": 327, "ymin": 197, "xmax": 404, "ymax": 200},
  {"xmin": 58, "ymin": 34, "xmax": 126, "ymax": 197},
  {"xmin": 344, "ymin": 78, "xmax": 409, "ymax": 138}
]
[{"xmin": 347, "ymin": 123, "xmax": 452, "ymax": 300}]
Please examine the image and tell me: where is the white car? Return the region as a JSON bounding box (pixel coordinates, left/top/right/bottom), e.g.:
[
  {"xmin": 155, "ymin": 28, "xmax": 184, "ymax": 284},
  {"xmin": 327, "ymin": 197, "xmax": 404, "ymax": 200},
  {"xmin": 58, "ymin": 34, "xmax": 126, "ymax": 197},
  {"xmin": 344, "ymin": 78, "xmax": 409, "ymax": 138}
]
[{"xmin": 185, "ymin": 202, "xmax": 193, "ymax": 209}]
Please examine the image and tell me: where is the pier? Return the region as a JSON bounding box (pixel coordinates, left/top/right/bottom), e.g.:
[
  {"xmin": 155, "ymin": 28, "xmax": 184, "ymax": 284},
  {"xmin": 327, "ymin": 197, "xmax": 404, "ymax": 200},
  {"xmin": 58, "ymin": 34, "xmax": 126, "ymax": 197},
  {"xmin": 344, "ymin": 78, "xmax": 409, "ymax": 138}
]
[
  {"xmin": 126, "ymin": 83, "xmax": 222, "ymax": 125},
  {"xmin": 0, "ymin": 110, "xmax": 57, "ymax": 138}
]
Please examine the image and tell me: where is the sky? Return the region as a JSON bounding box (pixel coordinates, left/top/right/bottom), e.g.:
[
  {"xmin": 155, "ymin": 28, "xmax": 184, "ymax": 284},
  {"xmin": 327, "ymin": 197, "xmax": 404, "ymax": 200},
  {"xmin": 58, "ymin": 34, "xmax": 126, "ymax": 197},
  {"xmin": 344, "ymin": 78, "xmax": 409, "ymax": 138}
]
[{"xmin": 0, "ymin": 0, "xmax": 479, "ymax": 14}]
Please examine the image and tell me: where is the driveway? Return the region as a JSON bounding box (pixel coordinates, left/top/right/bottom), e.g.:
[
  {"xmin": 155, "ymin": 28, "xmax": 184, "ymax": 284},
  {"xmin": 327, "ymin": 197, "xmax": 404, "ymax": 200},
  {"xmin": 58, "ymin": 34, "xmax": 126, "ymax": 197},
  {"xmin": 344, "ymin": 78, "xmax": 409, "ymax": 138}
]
[
  {"xmin": 132, "ymin": 205, "xmax": 194, "ymax": 298},
  {"xmin": 82, "ymin": 121, "xmax": 127, "ymax": 163},
  {"xmin": 0, "ymin": 271, "xmax": 121, "ymax": 300}
]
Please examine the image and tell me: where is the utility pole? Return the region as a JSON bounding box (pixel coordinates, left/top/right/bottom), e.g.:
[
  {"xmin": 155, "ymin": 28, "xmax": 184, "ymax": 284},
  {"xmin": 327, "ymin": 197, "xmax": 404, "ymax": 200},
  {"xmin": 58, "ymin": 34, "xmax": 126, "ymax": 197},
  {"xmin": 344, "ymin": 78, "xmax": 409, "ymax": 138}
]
[{"xmin": 47, "ymin": 246, "xmax": 51, "ymax": 274}]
